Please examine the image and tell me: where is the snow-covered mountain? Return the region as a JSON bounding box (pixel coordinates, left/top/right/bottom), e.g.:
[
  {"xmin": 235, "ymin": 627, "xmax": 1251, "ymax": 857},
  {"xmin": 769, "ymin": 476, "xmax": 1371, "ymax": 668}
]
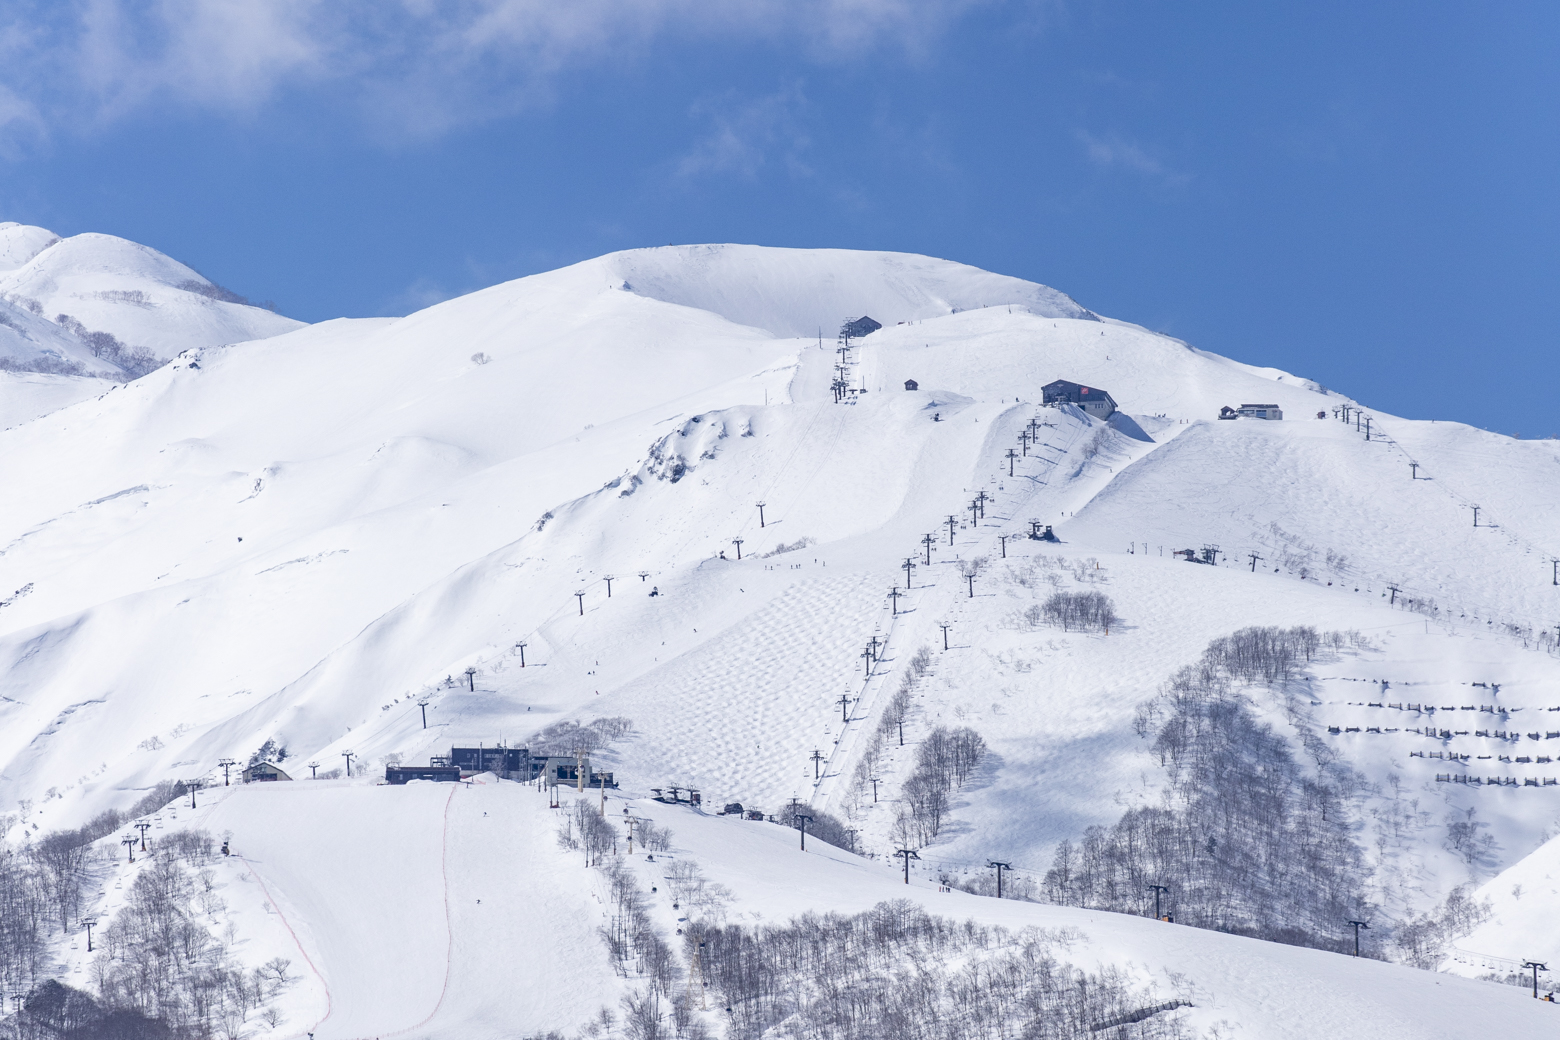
[
  {"xmin": 0, "ymin": 222, "xmax": 304, "ymax": 426},
  {"xmin": 2, "ymin": 243, "xmax": 1558, "ymax": 1039}
]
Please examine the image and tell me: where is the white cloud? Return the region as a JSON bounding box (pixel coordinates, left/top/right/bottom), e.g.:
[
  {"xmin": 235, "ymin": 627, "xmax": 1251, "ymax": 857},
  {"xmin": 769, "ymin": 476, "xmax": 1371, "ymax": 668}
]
[
  {"xmin": 1075, "ymin": 129, "xmax": 1187, "ymax": 184},
  {"xmin": 0, "ymin": 0, "xmax": 990, "ymax": 144},
  {"xmin": 678, "ymin": 84, "xmax": 812, "ymax": 180}
]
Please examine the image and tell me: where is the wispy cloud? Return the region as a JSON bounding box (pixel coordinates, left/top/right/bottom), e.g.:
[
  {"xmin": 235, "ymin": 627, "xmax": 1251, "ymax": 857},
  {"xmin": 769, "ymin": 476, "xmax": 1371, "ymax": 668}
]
[
  {"xmin": 1075, "ymin": 129, "xmax": 1188, "ymax": 185},
  {"xmin": 678, "ymin": 84, "xmax": 812, "ymax": 180},
  {"xmin": 0, "ymin": 0, "xmax": 990, "ymax": 147}
]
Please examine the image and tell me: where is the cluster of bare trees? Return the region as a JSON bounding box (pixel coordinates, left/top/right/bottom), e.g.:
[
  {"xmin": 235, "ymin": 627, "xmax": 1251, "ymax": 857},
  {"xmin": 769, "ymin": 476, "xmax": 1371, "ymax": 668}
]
[
  {"xmin": 1045, "ymin": 635, "xmax": 1374, "ymax": 954},
  {"xmin": 1201, "ymin": 626, "xmax": 1320, "ymax": 683},
  {"xmin": 52, "ymin": 315, "xmax": 163, "ymax": 380},
  {"xmin": 1, "ymin": 784, "xmax": 190, "ymax": 999},
  {"xmin": 1390, "ymin": 885, "xmax": 1491, "ymax": 969},
  {"xmin": 532, "ymin": 717, "xmax": 634, "ymax": 757},
  {"xmin": 2, "ymin": 819, "xmax": 292, "ymax": 1040},
  {"xmin": 894, "ymin": 726, "xmax": 986, "ymax": 848},
  {"xmin": 1030, "ymin": 590, "xmax": 1118, "ymax": 633},
  {"xmin": 848, "ymin": 647, "xmax": 932, "ymax": 807},
  {"xmin": 6, "ymin": 979, "xmax": 167, "ymax": 1040},
  {"xmin": 776, "ymin": 802, "xmax": 853, "ymax": 852},
  {"xmin": 698, "ymin": 900, "xmax": 1189, "ymax": 1040},
  {"xmin": 90, "ymin": 836, "xmax": 294, "ymax": 1039}
]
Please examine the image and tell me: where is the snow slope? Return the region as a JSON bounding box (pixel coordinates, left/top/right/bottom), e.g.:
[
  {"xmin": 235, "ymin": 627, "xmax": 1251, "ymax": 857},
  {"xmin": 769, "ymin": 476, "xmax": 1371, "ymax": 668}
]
[
  {"xmin": 0, "ymin": 221, "xmax": 304, "ymax": 380},
  {"xmin": 5, "ymin": 243, "xmax": 1560, "ymax": 1035}
]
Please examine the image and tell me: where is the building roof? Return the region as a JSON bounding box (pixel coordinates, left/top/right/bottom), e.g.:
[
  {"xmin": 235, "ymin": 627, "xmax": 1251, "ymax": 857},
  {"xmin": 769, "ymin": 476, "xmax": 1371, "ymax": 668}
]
[{"xmin": 1041, "ymin": 379, "xmax": 1116, "ymax": 406}]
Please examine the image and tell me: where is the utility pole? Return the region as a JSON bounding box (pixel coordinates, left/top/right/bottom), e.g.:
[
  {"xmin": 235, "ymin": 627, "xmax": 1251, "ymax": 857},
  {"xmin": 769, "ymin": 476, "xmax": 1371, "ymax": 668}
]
[
  {"xmin": 604, "ymin": 575, "xmax": 615, "ymax": 597},
  {"xmin": 575, "ymin": 590, "xmax": 586, "ymax": 615},
  {"xmin": 341, "ymin": 750, "xmax": 355, "ymax": 778},
  {"xmin": 1522, "ymin": 961, "xmax": 1548, "ymax": 999},
  {"xmin": 418, "ymin": 699, "xmax": 431, "ymax": 728},
  {"xmin": 218, "ymin": 758, "xmax": 236, "ymax": 786},
  {"xmin": 796, "ymin": 813, "xmax": 814, "ymax": 851},
  {"xmin": 464, "ymin": 667, "xmax": 477, "ymax": 691},
  {"xmin": 946, "ymin": 515, "xmax": 958, "ymax": 546},
  {"xmin": 1247, "ymin": 551, "xmax": 1263, "ymax": 573},
  {"xmin": 902, "ymin": 557, "xmax": 916, "ymax": 589},
  {"xmin": 516, "ymin": 641, "xmax": 527, "ymax": 667},
  {"xmin": 756, "ymin": 502, "xmax": 767, "ymax": 528},
  {"xmin": 135, "ymin": 821, "xmax": 152, "ymax": 851},
  {"xmin": 922, "ymin": 533, "xmax": 937, "ymax": 564},
  {"xmin": 1347, "ymin": 919, "xmax": 1369, "ymax": 957},
  {"xmin": 888, "ymin": 586, "xmax": 903, "ymax": 616},
  {"xmin": 1410, "ymin": 461, "xmax": 1419, "ymax": 479},
  {"xmin": 1147, "ymin": 884, "xmax": 1170, "ymax": 921},
  {"xmin": 988, "ymin": 861, "xmax": 1012, "ymax": 899},
  {"xmin": 837, "ymin": 692, "xmax": 852, "ymax": 723},
  {"xmin": 732, "ymin": 538, "xmax": 744, "ymax": 561},
  {"xmin": 121, "ymin": 835, "xmax": 138, "ymax": 863},
  {"xmin": 810, "ymin": 749, "xmax": 825, "ymax": 780},
  {"xmin": 894, "ymin": 847, "xmax": 920, "ymax": 884},
  {"xmin": 940, "ymin": 622, "xmax": 951, "ymax": 651},
  {"xmin": 1006, "ymin": 448, "xmax": 1018, "ymax": 476},
  {"xmin": 82, "ymin": 916, "xmax": 97, "ymax": 953}
]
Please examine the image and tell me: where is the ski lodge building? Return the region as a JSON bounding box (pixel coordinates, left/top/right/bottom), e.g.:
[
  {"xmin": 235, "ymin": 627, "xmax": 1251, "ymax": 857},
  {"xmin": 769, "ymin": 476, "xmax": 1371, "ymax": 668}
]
[
  {"xmin": 388, "ymin": 743, "xmax": 616, "ymax": 788},
  {"xmin": 1237, "ymin": 403, "xmax": 1283, "ymax": 420},
  {"xmin": 1042, "ymin": 379, "xmax": 1117, "ymax": 420},
  {"xmin": 242, "ymin": 762, "xmax": 291, "ymax": 783}
]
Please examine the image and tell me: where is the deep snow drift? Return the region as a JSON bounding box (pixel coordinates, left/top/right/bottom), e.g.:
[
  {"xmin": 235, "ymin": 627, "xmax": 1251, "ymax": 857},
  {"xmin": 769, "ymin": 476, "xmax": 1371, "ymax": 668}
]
[{"xmin": 3, "ymin": 243, "xmax": 1559, "ymax": 1037}]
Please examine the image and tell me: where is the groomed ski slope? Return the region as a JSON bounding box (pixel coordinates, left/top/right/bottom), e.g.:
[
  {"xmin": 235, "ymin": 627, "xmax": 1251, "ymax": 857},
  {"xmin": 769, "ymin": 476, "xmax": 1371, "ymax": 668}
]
[{"xmin": 4, "ymin": 243, "xmax": 1560, "ymax": 1034}]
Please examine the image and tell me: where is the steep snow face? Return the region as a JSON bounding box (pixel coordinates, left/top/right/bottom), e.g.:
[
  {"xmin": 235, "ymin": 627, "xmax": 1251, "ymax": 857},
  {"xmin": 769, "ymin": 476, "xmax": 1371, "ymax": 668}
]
[
  {"xmin": 596, "ymin": 243, "xmax": 1098, "ymax": 337},
  {"xmin": 0, "ymin": 224, "xmax": 304, "ymax": 377}
]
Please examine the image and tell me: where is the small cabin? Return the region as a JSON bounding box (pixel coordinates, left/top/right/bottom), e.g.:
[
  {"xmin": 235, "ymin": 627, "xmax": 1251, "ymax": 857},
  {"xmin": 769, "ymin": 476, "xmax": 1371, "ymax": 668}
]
[
  {"xmin": 1041, "ymin": 379, "xmax": 1116, "ymax": 420},
  {"xmin": 903, "ymin": 379, "xmax": 919, "ymax": 391},
  {"xmin": 242, "ymin": 762, "xmax": 291, "ymax": 783},
  {"xmin": 1237, "ymin": 404, "xmax": 1283, "ymax": 420},
  {"xmin": 386, "ymin": 765, "xmax": 462, "ymax": 785}
]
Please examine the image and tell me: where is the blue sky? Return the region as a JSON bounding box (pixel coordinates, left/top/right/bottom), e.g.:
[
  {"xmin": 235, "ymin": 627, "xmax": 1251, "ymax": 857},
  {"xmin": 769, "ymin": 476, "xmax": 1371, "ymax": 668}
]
[{"xmin": 2, "ymin": 1, "xmax": 1555, "ymax": 434}]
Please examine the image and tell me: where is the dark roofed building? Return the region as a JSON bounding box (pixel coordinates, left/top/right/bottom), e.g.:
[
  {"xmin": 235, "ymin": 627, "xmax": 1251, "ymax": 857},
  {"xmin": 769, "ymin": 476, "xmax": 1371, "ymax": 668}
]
[
  {"xmin": 386, "ymin": 765, "xmax": 462, "ymax": 785},
  {"xmin": 1041, "ymin": 379, "xmax": 1117, "ymax": 419},
  {"xmin": 840, "ymin": 316, "xmax": 882, "ymax": 340},
  {"xmin": 448, "ymin": 746, "xmax": 531, "ymax": 778},
  {"xmin": 903, "ymin": 379, "xmax": 918, "ymax": 391},
  {"xmin": 242, "ymin": 762, "xmax": 291, "ymax": 783}
]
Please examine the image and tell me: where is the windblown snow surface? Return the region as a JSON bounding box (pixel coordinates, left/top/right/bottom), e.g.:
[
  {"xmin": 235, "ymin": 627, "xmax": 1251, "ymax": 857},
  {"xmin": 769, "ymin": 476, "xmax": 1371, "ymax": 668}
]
[{"xmin": 3, "ymin": 243, "xmax": 1559, "ymax": 1038}]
